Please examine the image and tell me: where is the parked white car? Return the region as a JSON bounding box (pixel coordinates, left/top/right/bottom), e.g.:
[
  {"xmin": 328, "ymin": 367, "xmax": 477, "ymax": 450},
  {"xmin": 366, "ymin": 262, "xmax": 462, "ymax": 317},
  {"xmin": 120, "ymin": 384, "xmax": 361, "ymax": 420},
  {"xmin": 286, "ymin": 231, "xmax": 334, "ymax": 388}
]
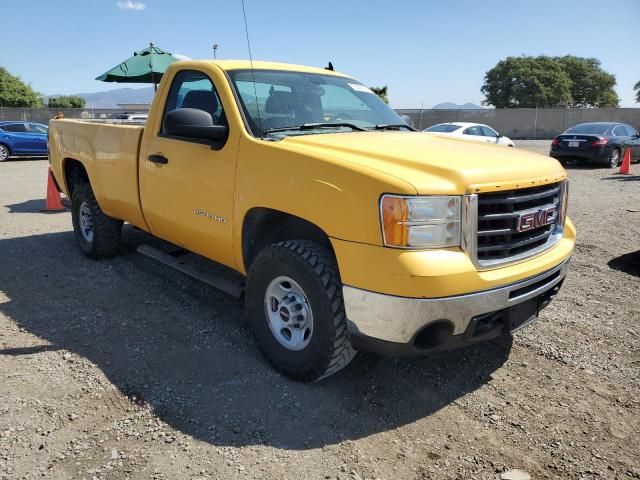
[{"xmin": 423, "ymin": 122, "xmax": 515, "ymax": 147}]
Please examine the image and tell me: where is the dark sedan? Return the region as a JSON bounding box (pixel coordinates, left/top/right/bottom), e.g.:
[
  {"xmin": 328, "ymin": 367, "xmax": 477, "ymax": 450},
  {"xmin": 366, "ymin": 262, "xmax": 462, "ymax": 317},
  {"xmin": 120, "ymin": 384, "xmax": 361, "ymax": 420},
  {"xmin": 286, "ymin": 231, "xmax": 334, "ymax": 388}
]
[{"xmin": 550, "ymin": 122, "xmax": 640, "ymax": 168}]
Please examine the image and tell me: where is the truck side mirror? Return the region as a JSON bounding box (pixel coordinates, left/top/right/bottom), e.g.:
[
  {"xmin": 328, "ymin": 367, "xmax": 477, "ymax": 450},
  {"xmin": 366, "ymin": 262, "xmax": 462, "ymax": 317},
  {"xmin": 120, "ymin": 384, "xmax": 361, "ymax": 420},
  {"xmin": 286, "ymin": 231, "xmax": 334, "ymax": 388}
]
[{"xmin": 164, "ymin": 108, "xmax": 228, "ymax": 144}]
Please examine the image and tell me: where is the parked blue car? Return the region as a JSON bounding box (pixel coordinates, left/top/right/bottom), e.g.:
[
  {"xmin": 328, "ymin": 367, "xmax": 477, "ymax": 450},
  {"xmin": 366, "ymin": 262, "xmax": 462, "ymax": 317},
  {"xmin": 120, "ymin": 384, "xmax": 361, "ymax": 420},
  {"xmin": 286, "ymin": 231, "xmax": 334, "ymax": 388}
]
[{"xmin": 0, "ymin": 121, "xmax": 49, "ymax": 161}]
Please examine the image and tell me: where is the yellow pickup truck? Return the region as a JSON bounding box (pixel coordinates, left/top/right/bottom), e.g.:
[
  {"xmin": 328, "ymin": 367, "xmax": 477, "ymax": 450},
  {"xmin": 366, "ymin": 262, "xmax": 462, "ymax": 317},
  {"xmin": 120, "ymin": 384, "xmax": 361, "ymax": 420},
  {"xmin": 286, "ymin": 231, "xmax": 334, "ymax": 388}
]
[{"xmin": 49, "ymin": 60, "xmax": 575, "ymax": 381}]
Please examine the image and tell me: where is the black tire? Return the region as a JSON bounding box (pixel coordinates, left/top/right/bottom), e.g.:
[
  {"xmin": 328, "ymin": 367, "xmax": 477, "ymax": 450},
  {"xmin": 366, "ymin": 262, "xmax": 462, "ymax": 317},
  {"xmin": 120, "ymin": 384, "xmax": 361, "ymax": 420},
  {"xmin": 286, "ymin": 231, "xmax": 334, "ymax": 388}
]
[
  {"xmin": 245, "ymin": 240, "xmax": 356, "ymax": 381},
  {"xmin": 607, "ymin": 148, "xmax": 621, "ymax": 168},
  {"xmin": 71, "ymin": 183, "xmax": 122, "ymax": 259},
  {"xmin": 0, "ymin": 144, "xmax": 10, "ymax": 162}
]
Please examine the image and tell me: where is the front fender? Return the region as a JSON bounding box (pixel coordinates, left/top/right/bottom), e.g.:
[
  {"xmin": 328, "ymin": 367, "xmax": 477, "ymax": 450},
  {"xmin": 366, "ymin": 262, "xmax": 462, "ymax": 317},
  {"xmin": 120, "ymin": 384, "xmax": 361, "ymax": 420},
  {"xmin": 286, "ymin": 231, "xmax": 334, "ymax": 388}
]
[{"xmin": 232, "ymin": 135, "xmax": 417, "ymax": 255}]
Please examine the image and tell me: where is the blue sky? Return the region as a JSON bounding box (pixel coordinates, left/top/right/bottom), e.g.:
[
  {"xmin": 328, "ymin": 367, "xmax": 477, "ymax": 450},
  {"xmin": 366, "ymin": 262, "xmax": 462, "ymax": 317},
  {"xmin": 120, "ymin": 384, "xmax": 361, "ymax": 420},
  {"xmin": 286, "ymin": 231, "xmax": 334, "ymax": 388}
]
[{"xmin": 3, "ymin": 0, "xmax": 639, "ymax": 107}]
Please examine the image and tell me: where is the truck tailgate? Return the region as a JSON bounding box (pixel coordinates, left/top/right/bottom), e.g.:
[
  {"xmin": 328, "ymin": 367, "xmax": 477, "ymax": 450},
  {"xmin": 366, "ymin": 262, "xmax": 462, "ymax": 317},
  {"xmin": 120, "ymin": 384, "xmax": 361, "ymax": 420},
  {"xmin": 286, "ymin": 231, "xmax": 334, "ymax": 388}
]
[{"xmin": 49, "ymin": 120, "xmax": 148, "ymax": 230}]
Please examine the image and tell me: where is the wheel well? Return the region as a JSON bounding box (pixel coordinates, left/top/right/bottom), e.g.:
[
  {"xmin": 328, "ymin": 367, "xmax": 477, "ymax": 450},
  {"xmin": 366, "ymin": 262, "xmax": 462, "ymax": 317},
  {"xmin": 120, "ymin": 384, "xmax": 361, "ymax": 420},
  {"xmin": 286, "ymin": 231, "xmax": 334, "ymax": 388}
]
[
  {"xmin": 242, "ymin": 208, "xmax": 333, "ymax": 272},
  {"xmin": 63, "ymin": 158, "xmax": 89, "ymax": 195},
  {"xmin": 0, "ymin": 143, "xmax": 11, "ymax": 154}
]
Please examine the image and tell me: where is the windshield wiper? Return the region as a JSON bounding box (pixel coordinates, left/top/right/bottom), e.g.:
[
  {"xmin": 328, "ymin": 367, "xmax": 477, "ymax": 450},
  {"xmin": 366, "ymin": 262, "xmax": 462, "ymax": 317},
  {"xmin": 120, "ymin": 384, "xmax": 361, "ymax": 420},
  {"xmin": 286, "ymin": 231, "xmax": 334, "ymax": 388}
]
[
  {"xmin": 263, "ymin": 122, "xmax": 366, "ymax": 136},
  {"xmin": 371, "ymin": 124, "xmax": 417, "ymax": 131}
]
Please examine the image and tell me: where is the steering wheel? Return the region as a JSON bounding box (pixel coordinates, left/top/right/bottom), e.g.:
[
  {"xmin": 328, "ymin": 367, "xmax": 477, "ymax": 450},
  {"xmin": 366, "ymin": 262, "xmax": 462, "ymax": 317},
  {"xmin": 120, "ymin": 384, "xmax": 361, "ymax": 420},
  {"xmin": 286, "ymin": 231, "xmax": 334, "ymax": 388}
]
[{"xmin": 325, "ymin": 111, "xmax": 354, "ymax": 122}]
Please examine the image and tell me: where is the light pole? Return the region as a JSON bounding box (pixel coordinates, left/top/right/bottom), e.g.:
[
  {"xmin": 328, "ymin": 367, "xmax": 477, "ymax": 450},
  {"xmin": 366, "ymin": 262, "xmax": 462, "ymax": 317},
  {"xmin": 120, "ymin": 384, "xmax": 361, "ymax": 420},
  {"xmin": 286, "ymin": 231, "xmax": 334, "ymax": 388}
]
[{"xmin": 213, "ymin": 44, "xmax": 218, "ymax": 59}]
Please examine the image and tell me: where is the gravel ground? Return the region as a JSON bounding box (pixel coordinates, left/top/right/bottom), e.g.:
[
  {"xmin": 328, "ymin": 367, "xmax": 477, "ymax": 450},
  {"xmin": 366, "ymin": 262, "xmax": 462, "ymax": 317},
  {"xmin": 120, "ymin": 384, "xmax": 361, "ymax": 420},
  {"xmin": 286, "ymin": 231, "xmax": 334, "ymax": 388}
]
[{"xmin": 0, "ymin": 143, "xmax": 639, "ymax": 480}]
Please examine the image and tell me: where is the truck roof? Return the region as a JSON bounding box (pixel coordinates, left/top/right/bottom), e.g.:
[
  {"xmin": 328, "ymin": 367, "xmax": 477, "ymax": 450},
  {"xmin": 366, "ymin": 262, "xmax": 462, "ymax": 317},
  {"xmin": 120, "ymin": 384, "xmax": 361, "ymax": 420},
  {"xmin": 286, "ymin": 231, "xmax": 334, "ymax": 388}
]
[{"xmin": 180, "ymin": 59, "xmax": 349, "ymax": 77}]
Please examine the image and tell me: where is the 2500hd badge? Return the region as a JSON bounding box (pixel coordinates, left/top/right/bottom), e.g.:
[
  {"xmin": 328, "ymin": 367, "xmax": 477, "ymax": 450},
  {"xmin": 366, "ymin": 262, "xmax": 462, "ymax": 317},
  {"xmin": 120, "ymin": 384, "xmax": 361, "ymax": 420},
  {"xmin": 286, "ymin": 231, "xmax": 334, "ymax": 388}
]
[{"xmin": 193, "ymin": 208, "xmax": 227, "ymax": 224}]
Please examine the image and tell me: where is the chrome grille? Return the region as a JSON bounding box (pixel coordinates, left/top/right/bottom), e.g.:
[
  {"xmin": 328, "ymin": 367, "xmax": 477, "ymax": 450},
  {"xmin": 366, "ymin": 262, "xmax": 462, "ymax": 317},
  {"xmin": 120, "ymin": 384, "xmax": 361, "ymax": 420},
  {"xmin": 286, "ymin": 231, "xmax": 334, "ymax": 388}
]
[{"xmin": 475, "ymin": 182, "xmax": 563, "ymax": 266}]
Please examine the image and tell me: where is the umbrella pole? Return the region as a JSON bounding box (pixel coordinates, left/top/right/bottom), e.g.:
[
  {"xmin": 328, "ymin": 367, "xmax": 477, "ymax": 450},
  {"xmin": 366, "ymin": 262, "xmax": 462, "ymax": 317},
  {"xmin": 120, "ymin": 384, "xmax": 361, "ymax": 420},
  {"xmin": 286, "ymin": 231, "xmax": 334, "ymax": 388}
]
[{"xmin": 150, "ymin": 42, "xmax": 156, "ymax": 92}]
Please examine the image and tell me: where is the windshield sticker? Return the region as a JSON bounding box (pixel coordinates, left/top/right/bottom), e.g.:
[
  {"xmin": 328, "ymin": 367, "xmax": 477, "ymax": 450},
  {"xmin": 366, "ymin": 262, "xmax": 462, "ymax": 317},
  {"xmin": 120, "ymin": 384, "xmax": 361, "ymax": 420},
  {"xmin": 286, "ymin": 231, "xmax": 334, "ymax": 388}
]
[{"xmin": 348, "ymin": 83, "xmax": 374, "ymax": 94}]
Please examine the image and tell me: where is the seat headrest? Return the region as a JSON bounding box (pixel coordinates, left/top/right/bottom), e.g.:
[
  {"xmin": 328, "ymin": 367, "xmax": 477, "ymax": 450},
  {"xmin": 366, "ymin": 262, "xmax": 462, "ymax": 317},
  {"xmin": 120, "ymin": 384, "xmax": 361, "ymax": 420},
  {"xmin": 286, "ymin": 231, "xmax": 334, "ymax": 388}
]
[
  {"xmin": 182, "ymin": 90, "xmax": 218, "ymax": 116},
  {"xmin": 265, "ymin": 91, "xmax": 297, "ymax": 115}
]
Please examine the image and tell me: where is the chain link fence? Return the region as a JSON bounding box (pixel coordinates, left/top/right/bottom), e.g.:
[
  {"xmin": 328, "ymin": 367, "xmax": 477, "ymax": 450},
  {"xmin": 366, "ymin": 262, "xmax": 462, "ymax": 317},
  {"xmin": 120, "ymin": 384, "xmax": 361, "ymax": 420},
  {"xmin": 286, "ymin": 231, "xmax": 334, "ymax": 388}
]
[
  {"xmin": 2, "ymin": 107, "xmax": 639, "ymax": 140},
  {"xmin": 396, "ymin": 108, "xmax": 640, "ymax": 139},
  {"xmin": 0, "ymin": 108, "xmax": 133, "ymax": 124}
]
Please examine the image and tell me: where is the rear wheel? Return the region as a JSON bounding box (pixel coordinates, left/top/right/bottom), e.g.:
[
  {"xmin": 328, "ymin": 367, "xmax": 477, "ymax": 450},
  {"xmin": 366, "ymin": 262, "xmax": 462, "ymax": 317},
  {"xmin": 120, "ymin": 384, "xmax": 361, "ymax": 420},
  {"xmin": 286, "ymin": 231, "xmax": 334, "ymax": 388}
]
[
  {"xmin": 0, "ymin": 144, "xmax": 10, "ymax": 162},
  {"xmin": 71, "ymin": 183, "xmax": 122, "ymax": 259},
  {"xmin": 245, "ymin": 240, "xmax": 356, "ymax": 381},
  {"xmin": 607, "ymin": 148, "xmax": 621, "ymax": 168}
]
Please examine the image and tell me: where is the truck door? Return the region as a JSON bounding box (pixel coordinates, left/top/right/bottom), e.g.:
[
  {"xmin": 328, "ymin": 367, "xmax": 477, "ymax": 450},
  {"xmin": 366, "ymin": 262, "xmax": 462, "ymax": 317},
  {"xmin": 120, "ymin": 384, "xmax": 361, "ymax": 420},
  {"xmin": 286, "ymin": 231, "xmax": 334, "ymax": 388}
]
[{"xmin": 140, "ymin": 69, "xmax": 238, "ymax": 269}]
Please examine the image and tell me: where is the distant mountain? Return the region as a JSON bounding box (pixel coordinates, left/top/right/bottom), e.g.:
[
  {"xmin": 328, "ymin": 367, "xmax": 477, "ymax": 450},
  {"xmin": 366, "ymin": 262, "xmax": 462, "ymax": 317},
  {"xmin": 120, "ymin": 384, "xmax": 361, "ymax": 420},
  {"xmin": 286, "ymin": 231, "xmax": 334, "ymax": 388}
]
[
  {"xmin": 432, "ymin": 102, "xmax": 484, "ymax": 110},
  {"xmin": 46, "ymin": 87, "xmax": 155, "ymax": 109}
]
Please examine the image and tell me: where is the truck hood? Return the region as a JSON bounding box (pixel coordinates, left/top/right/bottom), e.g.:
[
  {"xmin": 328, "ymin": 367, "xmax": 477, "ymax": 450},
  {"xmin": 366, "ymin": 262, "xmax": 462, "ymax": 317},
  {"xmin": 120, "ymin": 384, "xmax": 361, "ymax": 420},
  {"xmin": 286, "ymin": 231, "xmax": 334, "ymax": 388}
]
[{"xmin": 282, "ymin": 131, "xmax": 566, "ymax": 194}]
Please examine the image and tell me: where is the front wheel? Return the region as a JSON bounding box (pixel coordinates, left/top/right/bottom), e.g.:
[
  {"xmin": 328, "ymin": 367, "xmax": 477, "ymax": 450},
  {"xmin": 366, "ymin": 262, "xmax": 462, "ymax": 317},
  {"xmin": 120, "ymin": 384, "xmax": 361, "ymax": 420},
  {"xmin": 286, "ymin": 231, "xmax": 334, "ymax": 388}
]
[
  {"xmin": 245, "ymin": 240, "xmax": 356, "ymax": 381},
  {"xmin": 0, "ymin": 144, "xmax": 10, "ymax": 162},
  {"xmin": 607, "ymin": 148, "xmax": 621, "ymax": 168},
  {"xmin": 71, "ymin": 183, "xmax": 123, "ymax": 259}
]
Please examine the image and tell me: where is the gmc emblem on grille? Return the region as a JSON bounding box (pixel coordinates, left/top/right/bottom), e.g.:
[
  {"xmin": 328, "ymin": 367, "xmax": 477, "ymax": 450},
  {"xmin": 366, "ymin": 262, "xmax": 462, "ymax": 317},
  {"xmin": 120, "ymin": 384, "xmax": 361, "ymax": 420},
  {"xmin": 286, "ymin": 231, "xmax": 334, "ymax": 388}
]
[{"xmin": 516, "ymin": 206, "xmax": 557, "ymax": 232}]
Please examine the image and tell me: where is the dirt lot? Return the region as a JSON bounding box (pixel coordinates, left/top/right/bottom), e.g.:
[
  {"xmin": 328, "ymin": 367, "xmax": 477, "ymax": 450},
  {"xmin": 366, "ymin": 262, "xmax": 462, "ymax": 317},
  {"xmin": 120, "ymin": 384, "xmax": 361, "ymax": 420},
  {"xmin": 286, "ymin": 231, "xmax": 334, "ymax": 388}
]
[{"xmin": 1, "ymin": 143, "xmax": 639, "ymax": 480}]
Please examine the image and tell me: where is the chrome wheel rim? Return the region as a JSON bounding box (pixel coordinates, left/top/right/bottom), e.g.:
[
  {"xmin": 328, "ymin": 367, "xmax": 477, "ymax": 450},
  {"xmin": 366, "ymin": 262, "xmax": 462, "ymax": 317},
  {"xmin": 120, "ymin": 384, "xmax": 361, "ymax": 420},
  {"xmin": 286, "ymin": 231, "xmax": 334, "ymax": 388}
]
[
  {"xmin": 0, "ymin": 146, "xmax": 8, "ymax": 161},
  {"xmin": 264, "ymin": 276, "xmax": 314, "ymax": 351},
  {"xmin": 79, "ymin": 202, "xmax": 94, "ymax": 243},
  {"xmin": 610, "ymin": 150, "xmax": 620, "ymax": 167}
]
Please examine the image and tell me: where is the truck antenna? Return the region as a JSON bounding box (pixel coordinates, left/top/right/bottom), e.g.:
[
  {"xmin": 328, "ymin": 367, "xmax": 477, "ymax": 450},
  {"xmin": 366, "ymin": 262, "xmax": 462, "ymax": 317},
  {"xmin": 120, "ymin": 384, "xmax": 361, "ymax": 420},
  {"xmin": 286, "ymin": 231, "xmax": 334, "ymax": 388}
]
[{"xmin": 241, "ymin": 0, "xmax": 263, "ymax": 134}]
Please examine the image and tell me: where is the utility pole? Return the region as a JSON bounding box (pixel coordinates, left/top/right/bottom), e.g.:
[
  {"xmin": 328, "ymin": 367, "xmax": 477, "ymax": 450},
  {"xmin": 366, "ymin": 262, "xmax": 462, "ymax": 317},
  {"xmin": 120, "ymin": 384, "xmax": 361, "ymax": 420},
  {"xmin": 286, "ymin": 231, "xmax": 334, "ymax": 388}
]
[
  {"xmin": 213, "ymin": 44, "xmax": 219, "ymax": 59},
  {"xmin": 533, "ymin": 102, "xmax": 538, "ymax": 140}
]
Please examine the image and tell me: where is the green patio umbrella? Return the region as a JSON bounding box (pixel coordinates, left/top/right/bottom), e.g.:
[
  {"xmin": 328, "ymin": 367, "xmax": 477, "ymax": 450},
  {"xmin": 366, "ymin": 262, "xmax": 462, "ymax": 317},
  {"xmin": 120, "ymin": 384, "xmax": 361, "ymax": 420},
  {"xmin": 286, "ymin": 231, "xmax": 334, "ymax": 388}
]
[{"xmin": 95, "ymin": 43, "xmax": 176, "ymax": 91}]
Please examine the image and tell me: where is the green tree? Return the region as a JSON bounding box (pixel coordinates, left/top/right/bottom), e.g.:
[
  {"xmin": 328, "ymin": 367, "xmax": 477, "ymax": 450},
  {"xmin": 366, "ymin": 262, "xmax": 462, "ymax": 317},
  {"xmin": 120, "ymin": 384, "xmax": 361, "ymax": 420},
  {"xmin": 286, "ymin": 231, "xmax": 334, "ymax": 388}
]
[
  {"xmin": 370, "ymin": 86, "xmax": 389, "ymax": 104},
  {"xmin": 0, "ymin": 67, "xmax": 42, "ymax": 107},
  {"xmin": 481, "ymin": 56, "xmax": 572, "ymax": 108},
  {"xmin": 482, "ymin": 55, "xmax": 619, "ymax": 108},
  {"xmin": 48, "ymin": 95, "xmax": 86, "ymax": 108},
  {"xmin": 557, "ymin": 56, "xmax": 619, "ymax": 107},
  {"xmin": 635, "ymin": 80, "xmax": 640, "ymax": 103}
]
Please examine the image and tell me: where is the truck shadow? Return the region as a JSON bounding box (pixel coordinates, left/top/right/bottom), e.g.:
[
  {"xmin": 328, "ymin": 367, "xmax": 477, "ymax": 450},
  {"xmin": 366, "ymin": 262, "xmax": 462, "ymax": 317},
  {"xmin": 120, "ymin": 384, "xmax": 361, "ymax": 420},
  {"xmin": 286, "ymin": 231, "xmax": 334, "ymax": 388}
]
[{"xmin": 0, "ymin": 229, "xmax": 512, "ymax": 450}]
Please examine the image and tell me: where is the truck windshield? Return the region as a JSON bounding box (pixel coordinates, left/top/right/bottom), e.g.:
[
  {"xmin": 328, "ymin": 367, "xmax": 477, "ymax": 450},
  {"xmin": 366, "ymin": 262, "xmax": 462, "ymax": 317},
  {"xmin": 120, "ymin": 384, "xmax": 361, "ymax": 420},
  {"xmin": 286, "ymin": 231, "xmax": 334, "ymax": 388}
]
[{"xmin": 228, "ymin": 69, "xmax": 406, "ymax": 138}]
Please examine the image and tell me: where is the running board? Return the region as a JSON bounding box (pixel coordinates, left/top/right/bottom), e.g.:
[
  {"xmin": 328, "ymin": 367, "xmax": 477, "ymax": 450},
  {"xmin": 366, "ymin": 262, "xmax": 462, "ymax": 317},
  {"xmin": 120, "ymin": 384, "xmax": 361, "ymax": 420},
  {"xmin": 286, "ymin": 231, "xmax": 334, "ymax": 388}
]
[{"xmin": 136, "ymin": 244, "xmax": 244, "ymax": 298}]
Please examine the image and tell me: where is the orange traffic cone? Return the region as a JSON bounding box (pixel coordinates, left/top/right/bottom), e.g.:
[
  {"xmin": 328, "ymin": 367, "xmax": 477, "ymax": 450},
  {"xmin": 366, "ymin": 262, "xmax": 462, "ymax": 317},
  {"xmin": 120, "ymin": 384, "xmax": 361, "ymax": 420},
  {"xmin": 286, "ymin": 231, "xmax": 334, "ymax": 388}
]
[
  {"xmin": 44, "ymin": 167, "xmax": 65, "ymax": 212},
  {"xmin": 619, "ymin": 148, "xmax": 632, "ymax": 175}
]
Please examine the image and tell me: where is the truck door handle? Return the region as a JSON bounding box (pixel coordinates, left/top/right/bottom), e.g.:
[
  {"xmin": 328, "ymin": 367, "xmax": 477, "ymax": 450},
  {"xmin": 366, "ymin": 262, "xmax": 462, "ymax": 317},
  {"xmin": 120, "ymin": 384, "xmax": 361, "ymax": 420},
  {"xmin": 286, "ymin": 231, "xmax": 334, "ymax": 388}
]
[{"xmin": 148, "ymin": 154, "xmax": 169, "ymax": 165}]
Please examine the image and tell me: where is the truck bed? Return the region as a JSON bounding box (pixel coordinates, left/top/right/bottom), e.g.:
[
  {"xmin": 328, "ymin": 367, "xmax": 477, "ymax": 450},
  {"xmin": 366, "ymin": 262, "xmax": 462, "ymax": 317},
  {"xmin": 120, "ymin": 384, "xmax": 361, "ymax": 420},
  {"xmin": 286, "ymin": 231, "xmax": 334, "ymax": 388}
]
[{"xmin": 49, "ymin": 119, "xmax": 148, "ymax": 229}]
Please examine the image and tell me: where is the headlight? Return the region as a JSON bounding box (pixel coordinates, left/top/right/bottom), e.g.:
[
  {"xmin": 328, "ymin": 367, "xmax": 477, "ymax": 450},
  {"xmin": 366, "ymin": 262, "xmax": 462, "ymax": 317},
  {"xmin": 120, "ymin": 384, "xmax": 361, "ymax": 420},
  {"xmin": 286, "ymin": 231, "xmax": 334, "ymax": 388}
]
[
  {"xmin": 558, "ymin": 179, "xmax": 569, "ymax": 227},
  {"xmin": 380, "ymin": 195, "xmax": 461, "ymax": 248}
]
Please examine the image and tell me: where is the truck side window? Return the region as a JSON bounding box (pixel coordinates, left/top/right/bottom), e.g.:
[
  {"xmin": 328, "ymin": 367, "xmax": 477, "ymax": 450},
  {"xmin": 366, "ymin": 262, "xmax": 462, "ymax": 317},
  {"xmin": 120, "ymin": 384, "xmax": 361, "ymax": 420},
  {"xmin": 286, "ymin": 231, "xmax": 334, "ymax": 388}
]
[{"xmin": 161, "ymin": 70, "xmax": 227, "ymax": 135}]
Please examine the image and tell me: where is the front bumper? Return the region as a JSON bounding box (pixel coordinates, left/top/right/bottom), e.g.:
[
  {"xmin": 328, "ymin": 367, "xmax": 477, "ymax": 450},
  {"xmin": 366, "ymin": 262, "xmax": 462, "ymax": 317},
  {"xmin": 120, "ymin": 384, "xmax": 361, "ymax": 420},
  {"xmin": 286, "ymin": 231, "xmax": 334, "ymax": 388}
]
[{"xmin": 343, "ymin": 259, "xmax": 570, "ymax": 355}]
